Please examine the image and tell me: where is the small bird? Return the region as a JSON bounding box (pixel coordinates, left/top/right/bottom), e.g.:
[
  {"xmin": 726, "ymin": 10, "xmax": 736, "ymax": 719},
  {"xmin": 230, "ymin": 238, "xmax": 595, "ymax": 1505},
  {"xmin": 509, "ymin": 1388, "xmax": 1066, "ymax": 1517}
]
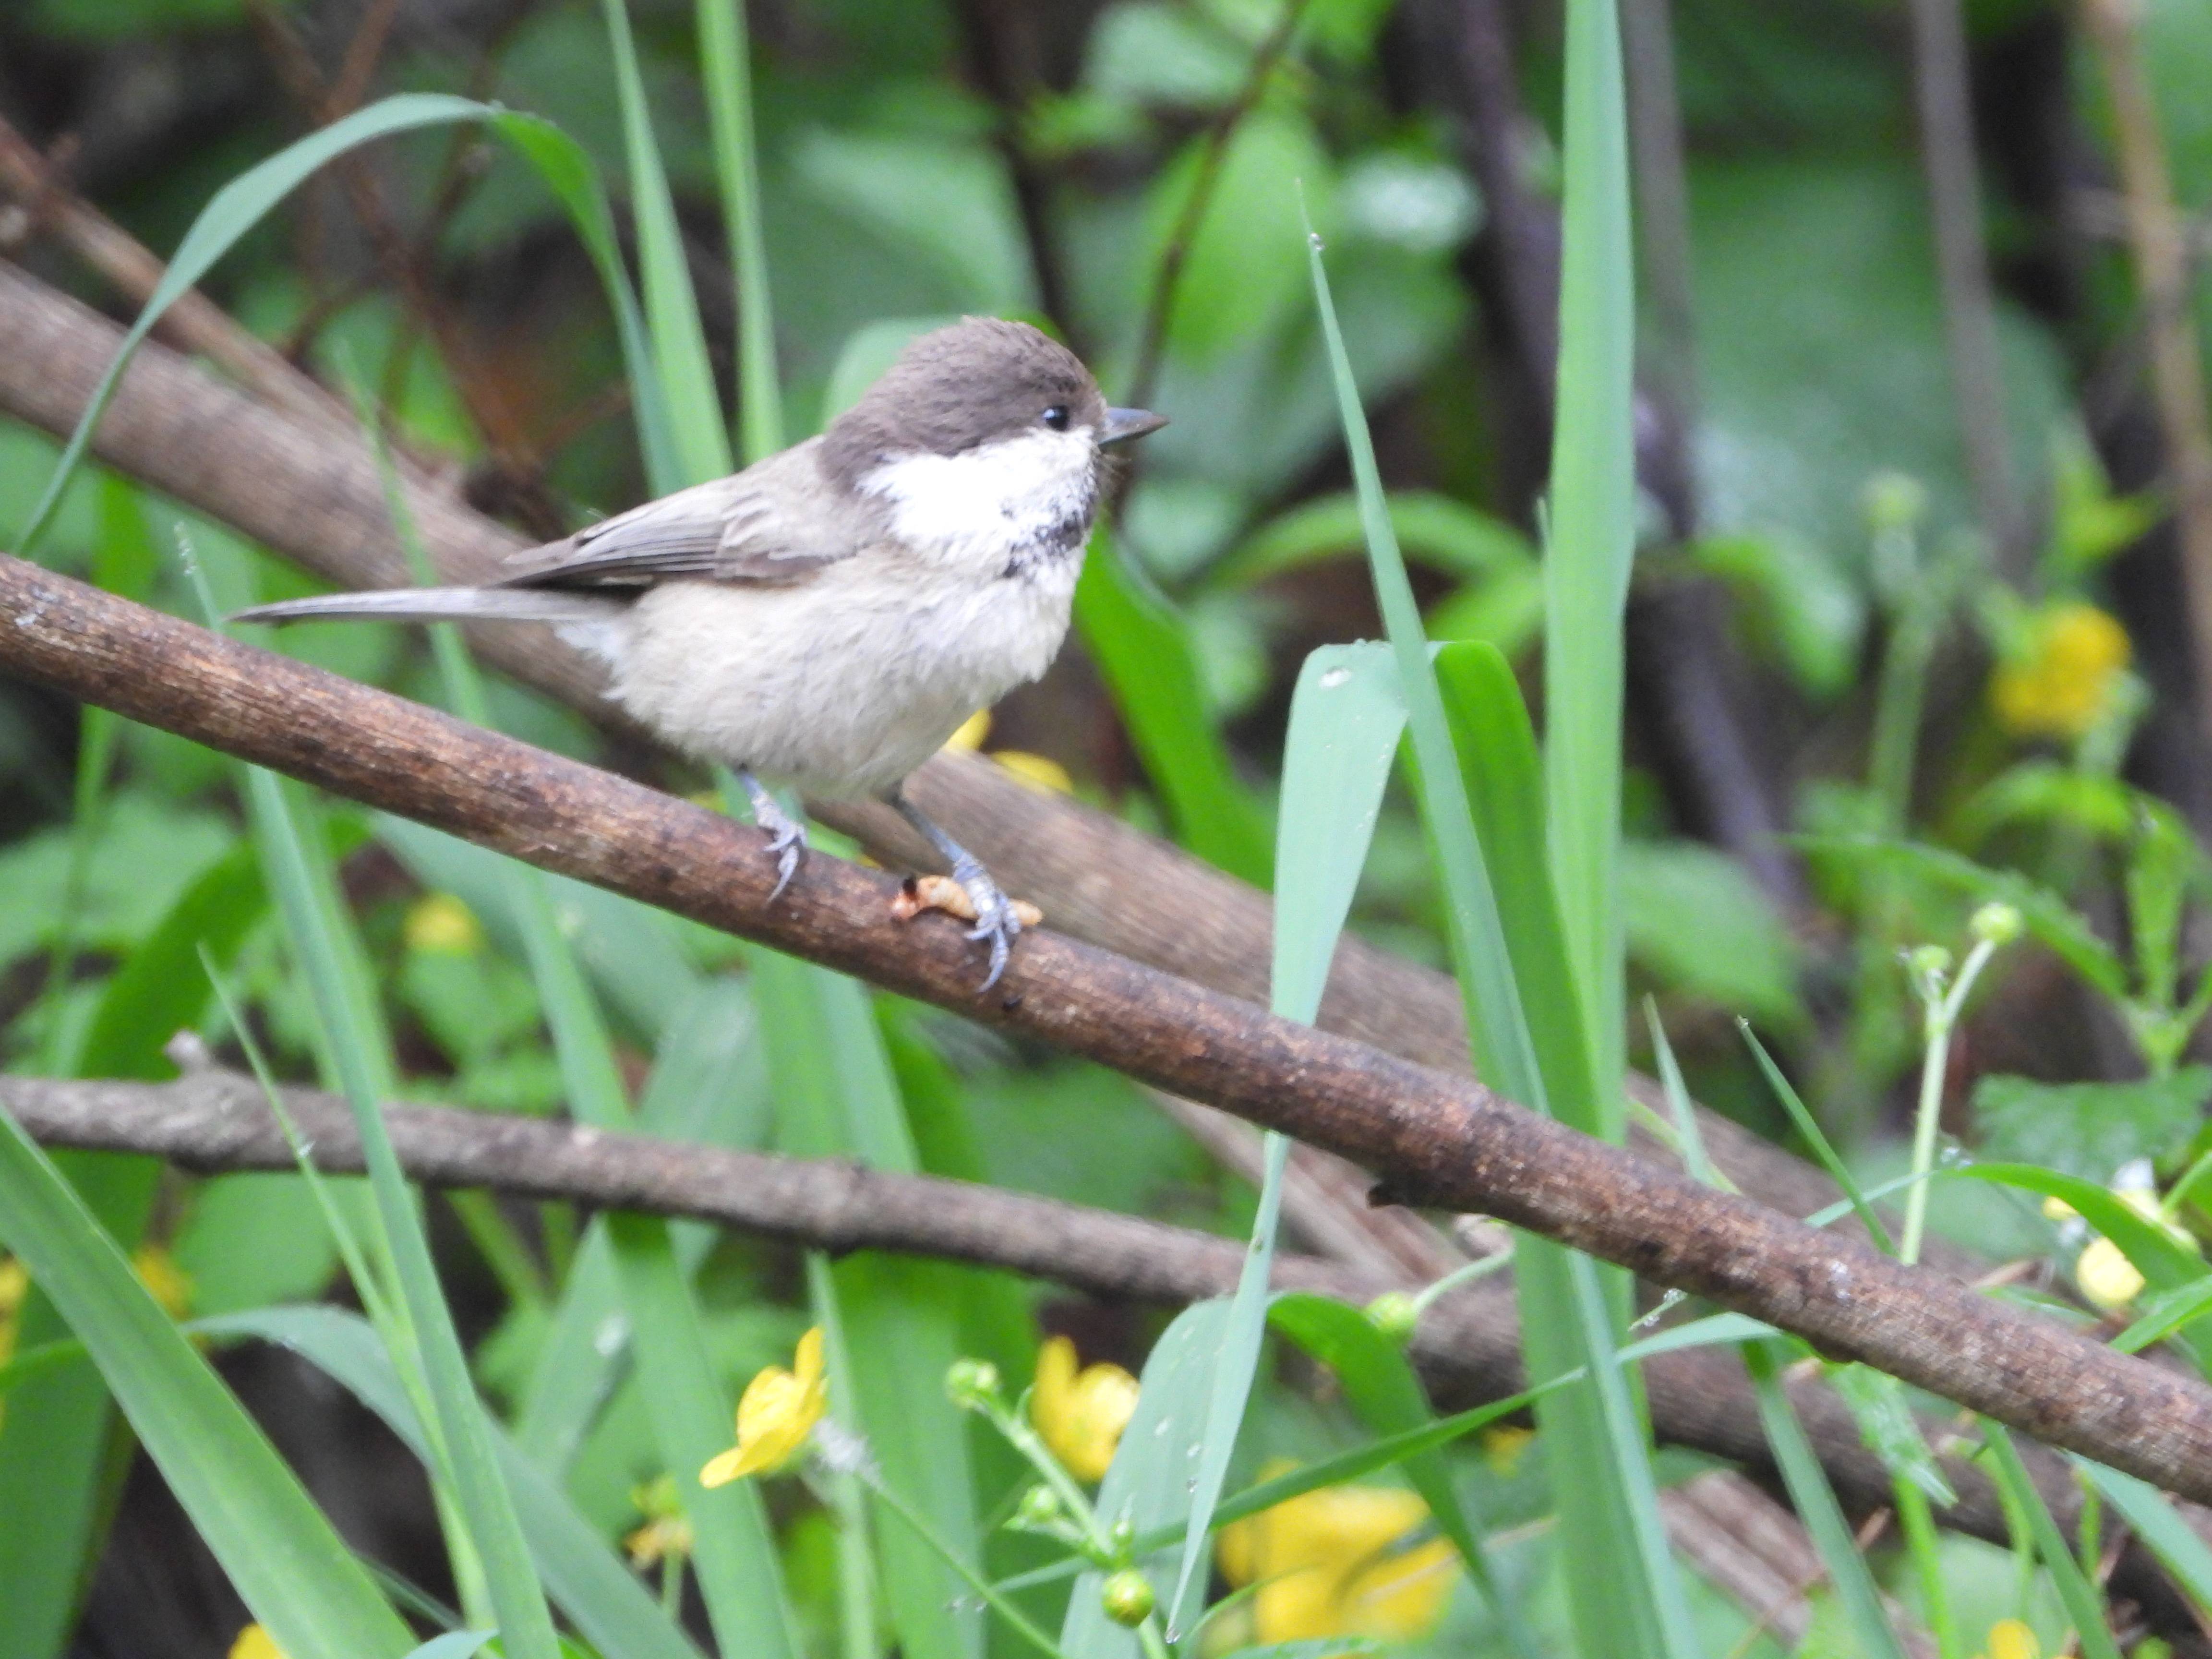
[{"xmin": 237, "ymin": 317, "xmax": 1166, "ymax": 988}]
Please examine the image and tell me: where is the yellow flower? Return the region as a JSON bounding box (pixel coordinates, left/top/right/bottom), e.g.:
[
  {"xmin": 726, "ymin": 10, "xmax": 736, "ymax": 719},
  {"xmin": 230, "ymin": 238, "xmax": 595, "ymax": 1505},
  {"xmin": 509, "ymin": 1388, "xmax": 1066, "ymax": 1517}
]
[
  {"xmin": 132, "ymin": 1244, "xmax": 193, "ymax": 1320},
  {"xmin": 1217, "ymin": 1462, "xmax": 1458, "ymax": 1645},
  {"xmin": 991, "ymin": 751, "xmax": 1074, "ymax": 795},
  {"xmin": 228, "ymin": 1626, "xmax": 286, "ymax": 1659},
  {"xmin": 701, "ymin": 1327, "xmax": 826, "ymax": 1486},
  {"xmin": 2076, "ymin": 1236, "xmax": 2146, "ymax": 1311},
  {"xmin": 625, "ymin": 1474, "xmax": 695, "ymax": 1568},
  {"xmin": 1978, "ymin": 1616, "xmax": 2040, "ymax": 1659},
  {"xmin": 1480, "ymin": 1424, "xmax": 1534, "ymax": 1477},
  {"xmin": 405, "ymin": 892, "xmax": 485, "ymax": 955},
  {"xmin": 0, "ymin": 1257, "xmax": 26, "ymax": 1366},
  {"xmin": 944, "ymin": 710, "xmax": 992, "ymax": 752},
  {"xmin": 1992, "ymin": 602, "xmax": 2130, "ymax": 740},
  {"xmin": 1031, "ymin": 1335, "xmax": 1140, "ymax": 1484}
]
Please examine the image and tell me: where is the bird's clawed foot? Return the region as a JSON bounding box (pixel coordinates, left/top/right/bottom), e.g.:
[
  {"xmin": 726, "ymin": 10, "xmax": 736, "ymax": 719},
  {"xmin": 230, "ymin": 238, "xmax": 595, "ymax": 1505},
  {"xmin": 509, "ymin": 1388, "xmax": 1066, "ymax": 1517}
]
[
  {"xmin": 949, "ymin": 851, "xmax": 1020, "ymax": 992},
  {"xmin": 740, "ymin": 769, "xmax": 808, "ymax": 901},
  {"xmin": 888, "ymin": 789, "xmax": 1032, "ymax": 992}
]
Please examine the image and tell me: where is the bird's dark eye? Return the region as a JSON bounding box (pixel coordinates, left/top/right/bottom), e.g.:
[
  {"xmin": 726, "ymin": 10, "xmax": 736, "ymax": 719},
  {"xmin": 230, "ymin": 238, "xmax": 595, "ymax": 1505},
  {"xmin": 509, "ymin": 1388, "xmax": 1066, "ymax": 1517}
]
[{"xmin": 1042, "ymin": 405, "xmax": 1071, "ymax": 432}]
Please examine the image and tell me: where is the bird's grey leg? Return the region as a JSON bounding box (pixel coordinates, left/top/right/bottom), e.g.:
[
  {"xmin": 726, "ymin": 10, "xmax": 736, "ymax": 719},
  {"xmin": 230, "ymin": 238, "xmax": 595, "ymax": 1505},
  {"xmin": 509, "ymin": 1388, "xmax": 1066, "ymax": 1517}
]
[
  {"xmin": 889, "ymin": 789, "xmax": 1020, "ymax": 990},
  {"xmin": 739, "ymin": 768, "xmax": 807, "ymax": 901}
]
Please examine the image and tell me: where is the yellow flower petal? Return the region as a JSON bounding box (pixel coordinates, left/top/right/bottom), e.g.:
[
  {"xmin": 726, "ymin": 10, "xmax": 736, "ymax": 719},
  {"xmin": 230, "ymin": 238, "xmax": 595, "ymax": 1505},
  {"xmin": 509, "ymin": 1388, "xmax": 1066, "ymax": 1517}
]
[
  {"xmin": 944, "ymin": 710, "xmax": 992, "ymax": 752},
  {"xmin": 133, "ymin": 1244, "xmax": 193, "ymax": 1320},
  {"xmin": 2077, "ymin": 1236, "xmax": 2145, "ymax": 1311},
  {"xmin": 1032, "ymin": 1335, "xmax": 1139, "ymax": 1483},
  {"xmin": 1985, "ymin": 1616, "xmax": 2040, "ymax": 1659},
  {"xmin": 699, "ymin": 1327, "xmax": 828, "ymax": 1487},
  {"xmin": 229, "ymin": 1626, "xmax": 287, "ymax": 1659},
  {"xmin": 991, "ymin": 750, "xmax": 1074, "ymax": 795},
  {"xmin": 1992, "ymin": 603, "xmax": 2130, "ymax": 740},
  {"xmin": 404, "ymin": 892, "xmax": 484, "ymax": 955},
  {"xmin": 1217, "ymin": 1464, "xmax": 1457, "ymax": 1644}
]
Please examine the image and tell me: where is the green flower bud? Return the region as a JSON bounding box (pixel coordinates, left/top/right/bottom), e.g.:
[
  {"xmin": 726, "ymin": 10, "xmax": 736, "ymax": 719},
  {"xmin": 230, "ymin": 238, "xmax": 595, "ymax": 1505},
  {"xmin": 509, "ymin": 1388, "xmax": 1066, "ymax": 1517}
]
[
  {"xmin": 1970, "ymin": 902, "xmax": 2023, "ymax": 947},
  {"xmin": 1905, "ymin": 944, "xmax": 1952, "ymax": 983},
  {"xmin": 944, "ymin": 1358, "xmax": 1002, "ymax": 1411},
  {"xmin": 1015, "ymin": 1484, "xmax": 1063, "ymax": 1528},
  {"xmin": 1101, "ymin": 1569, "xmax": 1155, "ymax": 1628},
  {"xmin": 1365, "ymin": 1291, "xmax": 1419, "ymax": 1344},
  {"xmin": 1863, "ymin": 471, "xmax": 1928, "ymax": 537}
]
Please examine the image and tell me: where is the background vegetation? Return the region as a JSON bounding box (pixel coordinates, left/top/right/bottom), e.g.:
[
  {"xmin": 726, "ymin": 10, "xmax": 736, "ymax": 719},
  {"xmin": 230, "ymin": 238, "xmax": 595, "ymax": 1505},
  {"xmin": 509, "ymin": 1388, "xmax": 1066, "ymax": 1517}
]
[{"xmin": 5, "ymin": 0, "xmax": 2212, "ymax": 1654}]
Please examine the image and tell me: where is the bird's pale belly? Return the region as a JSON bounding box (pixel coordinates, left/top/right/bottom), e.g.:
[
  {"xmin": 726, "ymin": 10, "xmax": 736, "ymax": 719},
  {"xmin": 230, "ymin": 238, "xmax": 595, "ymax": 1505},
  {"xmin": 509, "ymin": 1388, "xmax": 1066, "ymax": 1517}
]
[{"xmin": 610, "ymin": 564, "xmax": 1074, "ymax": 797}]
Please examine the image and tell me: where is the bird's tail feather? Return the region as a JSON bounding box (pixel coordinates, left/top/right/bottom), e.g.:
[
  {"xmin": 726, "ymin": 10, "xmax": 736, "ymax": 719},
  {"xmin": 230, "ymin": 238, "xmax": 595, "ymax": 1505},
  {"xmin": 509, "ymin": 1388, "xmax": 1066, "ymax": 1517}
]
[{"xmin": 232, "ymin": 587, "xmax": 621, "ymax": 626}]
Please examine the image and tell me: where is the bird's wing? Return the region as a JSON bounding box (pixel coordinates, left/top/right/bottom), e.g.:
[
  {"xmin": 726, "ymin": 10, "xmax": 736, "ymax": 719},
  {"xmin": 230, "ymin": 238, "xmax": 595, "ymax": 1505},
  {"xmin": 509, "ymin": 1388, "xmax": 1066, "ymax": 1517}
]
[{"xmin": 499, "ymin": 439, "xmax": 866, "ymax": 591}]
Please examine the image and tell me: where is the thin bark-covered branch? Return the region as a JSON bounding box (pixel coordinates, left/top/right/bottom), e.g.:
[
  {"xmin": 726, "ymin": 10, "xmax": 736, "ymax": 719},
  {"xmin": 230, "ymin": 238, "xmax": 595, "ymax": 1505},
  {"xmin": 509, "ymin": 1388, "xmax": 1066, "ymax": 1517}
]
[
  {"xmin": 0, "ymin": 254, "xmax": 1928, "ymax": 1264},
  {"xmin": 5, "ymin": 1070, "xmax": 2201, "ymax": 1635},
  {"xmin": 4, "ymin": 551, "xmax": 2212, "ymax": 1512}
]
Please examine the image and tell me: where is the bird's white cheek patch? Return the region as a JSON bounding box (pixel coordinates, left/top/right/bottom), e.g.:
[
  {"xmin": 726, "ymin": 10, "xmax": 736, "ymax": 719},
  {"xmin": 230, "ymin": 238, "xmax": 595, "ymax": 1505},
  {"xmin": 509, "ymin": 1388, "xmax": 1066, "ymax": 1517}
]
[{"xmin": 861, "ymin": 430, "xmax": 1097, "ymax": 571}]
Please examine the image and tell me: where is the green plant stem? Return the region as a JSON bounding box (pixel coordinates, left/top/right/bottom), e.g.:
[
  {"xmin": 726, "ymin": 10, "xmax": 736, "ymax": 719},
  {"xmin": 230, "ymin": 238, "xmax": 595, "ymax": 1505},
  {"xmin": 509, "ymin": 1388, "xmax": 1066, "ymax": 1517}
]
[
  {"xmin": 987, "ymin": 1396, "xmax": 1110, "ymax": 1560},
  {"xmin": 1894, "ymin": 1479, "xmax": 1962, "ymax": 1659},
  {"xmin": 1409, "ymin": 1246, "xmax": 1516, "ymax": 1319},
  {"xmin": 1903, "ymin": 936, "xmax": 1998, "ymax": 1266},
  {"xmin": 862, "ymin": 1469, "xmax": 1069, "ymax": 1659}
]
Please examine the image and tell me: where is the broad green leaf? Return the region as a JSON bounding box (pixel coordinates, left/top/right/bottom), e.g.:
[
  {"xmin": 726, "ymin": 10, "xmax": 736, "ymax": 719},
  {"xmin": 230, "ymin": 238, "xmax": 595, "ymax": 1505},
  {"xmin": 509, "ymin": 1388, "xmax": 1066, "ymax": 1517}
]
[
  {"xmin": 1167, "ymin": 642, "xmax": 1405, "ymax": 1621},
  {"xmin": 1063, "ymin": 1300, "xmax": 1233, "ymax": 1657},
  {"xmin": 0, "ymin": 1109, "xmax": 413, "ymax": 1659},
  {"xmin": 1308, "ymin": 224, "xmax": 1695, "ymax": 1659},
  {"xmin": 1972, "ymin": 1070, "xmax": 2212, "ymax": 1183},
  {"xmin": 1620, "ymin": 840, "xmax": 1804, "ymax": 1029}
]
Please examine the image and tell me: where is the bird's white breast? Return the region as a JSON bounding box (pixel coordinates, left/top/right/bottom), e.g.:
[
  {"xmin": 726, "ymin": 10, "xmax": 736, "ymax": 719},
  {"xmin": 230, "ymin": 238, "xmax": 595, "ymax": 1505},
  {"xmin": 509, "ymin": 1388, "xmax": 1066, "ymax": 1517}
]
[{"xmin": 606, "ymin": 529, "xmax": 1083, "ymax": 797}]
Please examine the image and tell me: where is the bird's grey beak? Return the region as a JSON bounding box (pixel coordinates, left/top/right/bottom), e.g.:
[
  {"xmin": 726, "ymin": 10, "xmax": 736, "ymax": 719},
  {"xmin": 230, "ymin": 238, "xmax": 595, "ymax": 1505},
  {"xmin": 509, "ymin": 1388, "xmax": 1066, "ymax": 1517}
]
[{"xmin": 1100, "ymin": 407, "xmax": 1168, "ymax": 446}]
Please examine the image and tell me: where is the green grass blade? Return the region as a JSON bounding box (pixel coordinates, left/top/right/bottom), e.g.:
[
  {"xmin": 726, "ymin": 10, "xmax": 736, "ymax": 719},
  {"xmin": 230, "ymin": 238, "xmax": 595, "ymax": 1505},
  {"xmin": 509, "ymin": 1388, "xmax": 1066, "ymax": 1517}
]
[
  {"xmin": 1308, "ymin": 220, "xmax": 1694, "ymax": 1659},
  {"xmin": 754, "ymin": 950, "xmax": 979, "ymax": 1659},
  {"xmin": 599, "ymin": 0, "xmax": 731, "ymax": 487},
  {"xmin": 244, "ymin": 761, "xmax": 561, "ymax": 1659},
  {"xmin": 0, "ymin": 834, "xmax": 264, "ymax": 1659},
  {"xmin": 16, "ymin": 92, "xmax": 683, "ymax": 543},
  {"xmin": 696, "ymin": 0, "xmax": 781, "ymax": 462},
  {"xmin": 404, "ymin": 1636, "xmax": 493, "ymax": 1659},
  {"xmin": 1062, "ymin": 1300, "xmax": 1233, "ymax": 1656},
  {"xmin": 1542, "ymin": 0, "xmax": 1637, "ymax": 1114},
  {"xmin": 361, "ymin": 405, "xmax": 798, "ymax": 1658},
  {"xmin": 2072, "ymin": 1457, "xmax": 2212, "ymax": 1618},
  {"xmin": 1741, "ymin": 1022, "xmax": 1896, "ymax": 1254},
  {"xmin": 1978, "ymin": 1422, "xmax": 2123, "ymax": 1659},
  {"xmin": 1612, "ymin": 1313, "xmax": 1780, "ymax": 1362},
  {"xmin": 994, "ymin": 1375, "xmax": 1579, "ymax": 1599},
  {"xmin": 1268, "ymin": 1294, "xmax": 1539, "ymax": 1659},
  {"xmin": 1165, "ymin": 641, "xmax": 1406, "ymax": 1620},
  {"xmin": 0, "ymin": 1109, "xmax": 414, "ymax": 1659},
  {"xmin": 204, "ymin": 1306, "xmax": 711, "ymax": 1659},
  {"xmin": 1741, "ymin": 1339, "xmax": 1908, "ymax": 1659},
  {"xmin": 1073, "ymin": 530, "xmax": 1275, "ymax": 885}
]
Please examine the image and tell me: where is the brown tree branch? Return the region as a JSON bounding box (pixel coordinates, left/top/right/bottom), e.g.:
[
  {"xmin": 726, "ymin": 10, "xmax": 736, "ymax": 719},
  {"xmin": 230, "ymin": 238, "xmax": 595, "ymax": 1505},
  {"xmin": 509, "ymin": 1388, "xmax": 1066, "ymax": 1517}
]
[
  {"xmin": 0, "ymin": 253, "xmax": 1977, "ymax": 1279},
  {"xmin": 2, "ymin": 551, "xmax": 2212, "ymax": 1515},
  {"xmin": 6, "ymin": 1070, "xmax": 2202, "ymax": 1635}
]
